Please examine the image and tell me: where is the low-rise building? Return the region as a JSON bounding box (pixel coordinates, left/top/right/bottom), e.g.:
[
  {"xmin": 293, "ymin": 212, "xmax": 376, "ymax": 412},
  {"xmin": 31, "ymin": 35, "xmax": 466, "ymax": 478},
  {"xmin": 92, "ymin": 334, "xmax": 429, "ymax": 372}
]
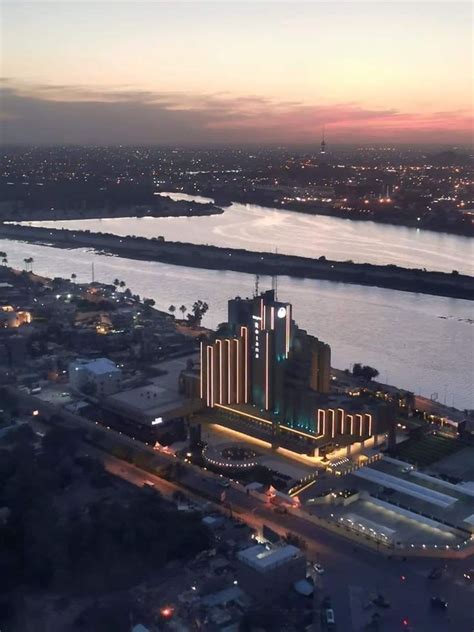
[
  {"xmin": 69, "ymin": 357, "xmax": 122, "ymax": 396},
  {"xmin": 236, "ymin": 543, "xmax": 306, "ymax": 601}
]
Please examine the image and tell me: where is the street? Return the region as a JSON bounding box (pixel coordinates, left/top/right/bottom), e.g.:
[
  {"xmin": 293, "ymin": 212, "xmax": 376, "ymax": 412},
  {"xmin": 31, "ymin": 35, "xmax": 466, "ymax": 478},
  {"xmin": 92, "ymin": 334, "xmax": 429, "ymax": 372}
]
[{"xmin": 102, "ymin": 452, "xmax": 474, "ymax": 632}]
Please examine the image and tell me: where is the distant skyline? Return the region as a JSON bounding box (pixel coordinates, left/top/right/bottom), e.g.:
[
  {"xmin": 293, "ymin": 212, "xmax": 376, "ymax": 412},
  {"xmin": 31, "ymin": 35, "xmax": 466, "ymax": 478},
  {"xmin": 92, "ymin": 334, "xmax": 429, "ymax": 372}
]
[{"xmin": 1, "ymin": 1, "xmax": 472, "ymax": 145}]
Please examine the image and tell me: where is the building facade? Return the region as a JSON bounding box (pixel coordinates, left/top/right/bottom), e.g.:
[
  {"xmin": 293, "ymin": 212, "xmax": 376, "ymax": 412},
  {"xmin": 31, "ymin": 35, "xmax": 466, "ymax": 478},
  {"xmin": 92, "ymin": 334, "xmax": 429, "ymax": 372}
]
[
  {"xmin": 69, "ymin": 357, "xmax": 122, "ymax": 396},
  {"xmin": 200, "ymin": 291, "xmax": 390, "ymax": 455}
]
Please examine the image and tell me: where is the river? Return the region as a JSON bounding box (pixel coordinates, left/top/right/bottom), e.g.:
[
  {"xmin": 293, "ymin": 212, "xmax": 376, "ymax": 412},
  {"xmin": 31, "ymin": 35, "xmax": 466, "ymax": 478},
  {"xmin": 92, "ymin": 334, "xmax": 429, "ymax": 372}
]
[
  {"xmin": 1, "ymin": 237, "xmax": 473, "ymax": 410},
  {"xmin": 20, "ymin": 192, "xmax": 474, "ymax": 275}
]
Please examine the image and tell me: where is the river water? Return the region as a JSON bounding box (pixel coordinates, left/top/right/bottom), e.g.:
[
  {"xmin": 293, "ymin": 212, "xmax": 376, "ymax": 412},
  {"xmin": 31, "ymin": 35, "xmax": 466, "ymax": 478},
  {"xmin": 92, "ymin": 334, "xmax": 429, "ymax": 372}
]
[
  {"xmin": 21, "ymin": 192, "xmax": 473, "ymax": 274},
  {"xmin": 1, "ymin": 237, "xmax": 473, "ymax": 410}
]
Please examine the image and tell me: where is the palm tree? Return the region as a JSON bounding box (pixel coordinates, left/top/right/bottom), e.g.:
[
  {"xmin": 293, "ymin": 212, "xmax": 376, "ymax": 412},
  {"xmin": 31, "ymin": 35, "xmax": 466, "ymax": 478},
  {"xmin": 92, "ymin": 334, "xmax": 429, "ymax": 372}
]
[
  {"xmin": 1, "ymin": 256, "xmax": 7, "ymax": 267},
  {"xmin": 113, "ymin": 278, "xmax": 120, "ymax": 288},
  {"xmin": 179, "ymin": 305, "xmax": 187, "ymax": 318},
  {"xmin": 71, "ymin": 273, "xmax": 77, "ymax": 283},
  {"xmin": 23, "ymin": 257, "xmax": 33, "ymax": 272},
  {"xmin": 168, "ymin": 305, "xmax": 176, "ymax": 315},
  {"xmin": 119, "ymin": 280, "xmax": 126, "ymax": 291}
]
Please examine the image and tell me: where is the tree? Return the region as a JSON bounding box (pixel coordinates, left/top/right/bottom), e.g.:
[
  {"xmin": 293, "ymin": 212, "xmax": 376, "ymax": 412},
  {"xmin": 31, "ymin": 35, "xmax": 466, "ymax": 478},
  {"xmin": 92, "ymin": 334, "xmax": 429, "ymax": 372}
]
[
  {"xmin": 179, "ymin": 304, "xmax": 187, "ymax": 318},
  {"xmin": 0, "ymin": 251, "xmax": 7, "ymax": 266},
  {"xmin": 168, "ymin": 305, "xmax": 176, "ymax": 315},
  {"xmin": 71, "ymin": 273, "xmax": 77, "ymax": 282},
  {"xmin": 353, "ymin": 363, "xmax": 379, "ymax": 381},
  {"xmin": 188, "ymin": 300, "xmax": 209, "ymax": 326},
  {"xmin": 119, "ymin": 280, "xmax": 126, "ymax": 291}
]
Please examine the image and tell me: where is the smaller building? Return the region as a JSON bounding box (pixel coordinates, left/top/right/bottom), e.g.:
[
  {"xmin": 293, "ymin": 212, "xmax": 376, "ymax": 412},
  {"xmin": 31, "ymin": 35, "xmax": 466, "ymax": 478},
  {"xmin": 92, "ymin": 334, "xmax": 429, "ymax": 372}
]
[
  {"xmin": 236, "ymin": 543, "xmax": 306, "ymax": 601},
  {"xmin": 69, "ymin": 357, "xmax": 122, "ymax": 396}
]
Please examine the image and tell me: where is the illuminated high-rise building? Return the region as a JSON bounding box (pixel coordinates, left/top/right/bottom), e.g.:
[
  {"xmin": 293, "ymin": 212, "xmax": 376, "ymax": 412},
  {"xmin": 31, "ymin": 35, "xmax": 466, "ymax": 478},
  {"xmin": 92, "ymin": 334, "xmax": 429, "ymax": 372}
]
[{"xmin": 200, "ymin": 290, "xmax": 390, "ymax": 455}]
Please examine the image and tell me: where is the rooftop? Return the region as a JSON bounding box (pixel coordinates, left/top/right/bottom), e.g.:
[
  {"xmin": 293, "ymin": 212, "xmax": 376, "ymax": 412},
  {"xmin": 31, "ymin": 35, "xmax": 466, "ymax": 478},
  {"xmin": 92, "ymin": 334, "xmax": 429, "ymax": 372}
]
[
  {"xmin": 73, "ymin": 357, "xmax": 120, "ymax": 375},
  {"xmin": 238, "ymin": 544, "xmax": 301, "ymax": 572}
]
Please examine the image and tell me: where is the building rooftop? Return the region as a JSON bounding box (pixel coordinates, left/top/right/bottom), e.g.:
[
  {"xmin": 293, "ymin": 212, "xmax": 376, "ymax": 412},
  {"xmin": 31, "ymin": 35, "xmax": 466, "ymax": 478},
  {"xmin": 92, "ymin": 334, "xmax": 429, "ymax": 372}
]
[
  {"xmin": 107, "ymin": 383, "xmax": 184, "ymax": 415},
  {"xmin": 238, "ymin": 544, "xmax": 301, "ymax": 572},
  {"xmin": 73, "ymin": 357, "xmax": 120, "ymax": 375}
]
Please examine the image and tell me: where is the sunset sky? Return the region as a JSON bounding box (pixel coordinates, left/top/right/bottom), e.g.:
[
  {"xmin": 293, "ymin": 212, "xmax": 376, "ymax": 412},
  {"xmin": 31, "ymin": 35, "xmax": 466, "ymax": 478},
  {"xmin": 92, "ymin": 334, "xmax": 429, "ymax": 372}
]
[{"xmin": 1, "ymin": 1, "xmax": 472, "ymax": 145}]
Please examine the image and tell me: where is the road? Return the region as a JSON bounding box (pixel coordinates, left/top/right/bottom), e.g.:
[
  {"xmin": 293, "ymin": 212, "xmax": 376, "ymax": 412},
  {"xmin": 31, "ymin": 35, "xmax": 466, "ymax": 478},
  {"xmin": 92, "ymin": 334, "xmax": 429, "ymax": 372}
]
[{"xmin": 100, "ymin": 450, "xmax": 474, "ymax": 632}]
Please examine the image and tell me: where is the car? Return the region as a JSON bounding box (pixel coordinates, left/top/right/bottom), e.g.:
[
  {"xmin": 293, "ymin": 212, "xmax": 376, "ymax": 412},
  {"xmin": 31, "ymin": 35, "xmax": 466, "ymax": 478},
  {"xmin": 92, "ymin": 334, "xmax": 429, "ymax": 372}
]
[
  {"xmin": 430, "ymin": 596, "xmax": 448, "ymax": 610},
  {"xmin": 143, "ymin": 480, "xmax": 155, "ymax": 487},
  {"xmin": 313, "ymin": 563, "xmax": 325, "ymax": 575},
  {"xmin": 463, "ymin": 569, "xmax": 474, "ymax": 582},
  {"xmin": 324, "ymin": 608, "xmax": 335, "ymax": 627}
]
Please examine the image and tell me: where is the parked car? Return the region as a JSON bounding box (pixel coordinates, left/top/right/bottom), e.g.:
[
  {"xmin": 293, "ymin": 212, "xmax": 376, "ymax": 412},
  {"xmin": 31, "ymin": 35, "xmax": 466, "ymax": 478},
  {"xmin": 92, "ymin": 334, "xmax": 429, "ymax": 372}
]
[{"xmin": 463, "ymin": 569, "xmax": 474, "ymax": 582}]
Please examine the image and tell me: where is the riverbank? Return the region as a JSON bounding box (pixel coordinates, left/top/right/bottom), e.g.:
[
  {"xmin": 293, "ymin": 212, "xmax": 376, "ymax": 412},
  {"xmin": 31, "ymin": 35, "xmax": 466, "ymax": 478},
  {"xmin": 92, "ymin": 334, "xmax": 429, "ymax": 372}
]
[
  {"xmin": 0, "ymin": 194, "xmax": 224, "ymax": 222},
  {"xmin": 188, "ymin": 188, "xmax": 474, "ymax": 238},
  {"xmin": 1, "ymin": 223, "xmax": 473, "ymax": 300}
]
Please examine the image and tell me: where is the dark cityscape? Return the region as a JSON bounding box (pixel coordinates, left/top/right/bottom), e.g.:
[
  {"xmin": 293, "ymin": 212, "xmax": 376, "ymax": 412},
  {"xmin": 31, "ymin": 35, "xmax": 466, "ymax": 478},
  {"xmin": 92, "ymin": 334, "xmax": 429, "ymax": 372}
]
[{"xmin": 0, "ymin": 2, "xmax": 473, "ymax": 632}]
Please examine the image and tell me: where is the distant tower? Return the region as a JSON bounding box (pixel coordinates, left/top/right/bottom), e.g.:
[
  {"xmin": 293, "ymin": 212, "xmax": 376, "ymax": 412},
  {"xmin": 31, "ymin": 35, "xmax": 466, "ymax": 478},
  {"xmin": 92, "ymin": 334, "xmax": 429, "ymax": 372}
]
[{"xmin": 320, "ymin": 126, "xmax": 326, "ymax": 156}]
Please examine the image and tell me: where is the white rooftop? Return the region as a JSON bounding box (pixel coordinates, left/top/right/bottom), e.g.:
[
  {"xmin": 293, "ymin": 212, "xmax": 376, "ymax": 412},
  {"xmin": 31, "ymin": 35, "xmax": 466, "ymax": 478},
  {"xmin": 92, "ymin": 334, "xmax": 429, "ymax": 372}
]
[
  {"xmin": 238, "ymin": 544, "xmax": 300, "ymax": 572},
  {"xmin": 75, "ymin": 358, "xmax": 120, "ymax": 375}
]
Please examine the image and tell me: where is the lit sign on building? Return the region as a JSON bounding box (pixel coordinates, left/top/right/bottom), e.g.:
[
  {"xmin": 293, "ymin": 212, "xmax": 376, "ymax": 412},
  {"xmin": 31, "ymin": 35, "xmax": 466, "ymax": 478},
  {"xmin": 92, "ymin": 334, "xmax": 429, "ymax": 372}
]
[{"xmin": 152, "ymin": 417, "xmax": 163, "ymax": 425}]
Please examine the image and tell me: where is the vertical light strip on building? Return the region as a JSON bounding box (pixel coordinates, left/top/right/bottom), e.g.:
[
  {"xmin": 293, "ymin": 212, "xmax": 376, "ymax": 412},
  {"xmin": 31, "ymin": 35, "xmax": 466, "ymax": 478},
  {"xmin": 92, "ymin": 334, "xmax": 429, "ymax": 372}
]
[
  {"xmin": 338, "ymin": 408, "xmax": 344, "ymax": 435},
  {"xmin": 265, "ymin": 331, "xmax": 269, "ymax": 410},
  {"xmin": 217, "ymin": 340, "xmax": 223, "ymax": 404},
  {"xmin": 206, "ymin": 345, "xmax": 212, "ymax": 406},
  {"xmin": 235, "ymin": 338, "xmax": 240, "ymax": 404},
  {"xmin": 367, "ymin": 413, "xmax": 373, "ymax": 436},
  {"xmin": 241, "ymin": 326, "xmax": 248, "ymax": 403},
  {"xmin": 329, "ymin": 409, "xmax": 336, "ymax": 438},
  {"xmin": 285, "ymin": 304, "xmax": 291, "ymax": 357},
  {"xmin": 200, "ymin": 341, "xmax": 203, "ymax": 399},
  {"xmin": 349, "ymin": 414, "xmax": 354, "ymax": 435},
  {"xmin": 356, "ymin": 414, "xmax": 363, "ymax": 436},
  {"xmin": 226, "ymin": 339, "xmax": 231, "ymax": 404},
  {"xmin": 317, "ymin": 409, "xmax": 324, "ymax": 434},
  {"xmin": 210, "ymin": 346, "xmax": 215, "ymax": 407},
  {"xmin": 270, "ymin": 306, "xmax": 275, "ymax": 330}
]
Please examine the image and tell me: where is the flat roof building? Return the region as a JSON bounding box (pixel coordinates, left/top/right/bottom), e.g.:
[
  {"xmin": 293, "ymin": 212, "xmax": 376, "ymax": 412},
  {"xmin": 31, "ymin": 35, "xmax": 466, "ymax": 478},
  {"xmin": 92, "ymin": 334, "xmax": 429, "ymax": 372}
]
[
  {"xmin": 236, "ymin": 544, "xmax": 306, "ymax": 601},
  {"xmin": 69, "ymin": 357, "xmax": 122, "ymax": 397}
]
